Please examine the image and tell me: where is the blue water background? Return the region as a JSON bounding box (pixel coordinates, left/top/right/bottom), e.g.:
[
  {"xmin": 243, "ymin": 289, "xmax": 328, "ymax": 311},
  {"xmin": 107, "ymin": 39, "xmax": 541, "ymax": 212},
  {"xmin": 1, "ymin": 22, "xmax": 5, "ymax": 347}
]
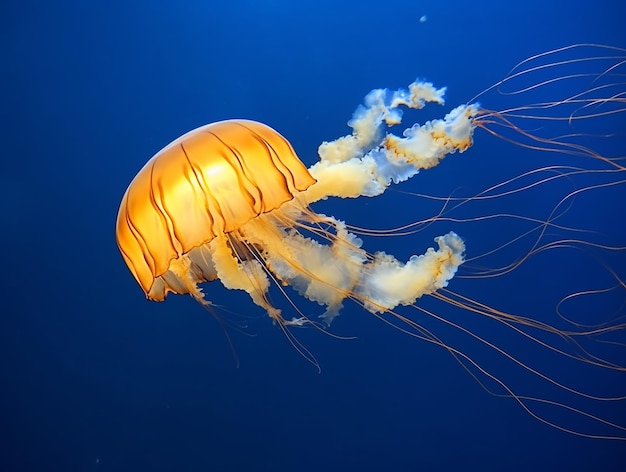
[{"xmin": 2, "ymin": 1, "xmax": 626, "ymax": 470}]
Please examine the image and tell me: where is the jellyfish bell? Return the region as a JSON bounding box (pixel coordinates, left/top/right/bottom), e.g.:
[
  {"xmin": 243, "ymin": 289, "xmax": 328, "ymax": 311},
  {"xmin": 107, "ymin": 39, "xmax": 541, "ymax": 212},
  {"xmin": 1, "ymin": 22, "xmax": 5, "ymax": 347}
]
[{"xmin": 116, "ymin": 120, "xmax": 316, "ymax": 306}]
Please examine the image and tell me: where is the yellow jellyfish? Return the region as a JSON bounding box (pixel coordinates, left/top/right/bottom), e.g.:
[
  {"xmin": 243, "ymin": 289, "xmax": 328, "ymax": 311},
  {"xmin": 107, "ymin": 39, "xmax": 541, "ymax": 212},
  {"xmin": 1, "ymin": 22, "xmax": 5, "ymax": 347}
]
[
  {"xmin": 116, "ymin": 82, "xmax": 477, "ymax": 328},
  {"xmin": 116, "ymin": 44, "xmax": 626, "ymax": 439}
]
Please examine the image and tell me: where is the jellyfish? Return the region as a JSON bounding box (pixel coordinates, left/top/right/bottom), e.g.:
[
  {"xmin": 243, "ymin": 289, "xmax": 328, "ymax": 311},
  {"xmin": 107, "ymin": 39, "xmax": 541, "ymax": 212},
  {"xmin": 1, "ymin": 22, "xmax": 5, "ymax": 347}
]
[
  {"xmin": 116, "ymin": 44, "xmax": 626, "ymax": 439},
  {"xmin": 116, "ymin": 83, "xmax": 476, "ymax": 327}
]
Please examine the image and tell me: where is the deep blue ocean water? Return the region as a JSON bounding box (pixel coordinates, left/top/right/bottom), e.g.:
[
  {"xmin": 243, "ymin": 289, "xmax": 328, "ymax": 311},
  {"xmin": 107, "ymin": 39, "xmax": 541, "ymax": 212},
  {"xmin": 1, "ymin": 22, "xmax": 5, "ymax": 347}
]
[{"xmin": 2, "ymin": 1, "xmax": 626, "ymax": 470}]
